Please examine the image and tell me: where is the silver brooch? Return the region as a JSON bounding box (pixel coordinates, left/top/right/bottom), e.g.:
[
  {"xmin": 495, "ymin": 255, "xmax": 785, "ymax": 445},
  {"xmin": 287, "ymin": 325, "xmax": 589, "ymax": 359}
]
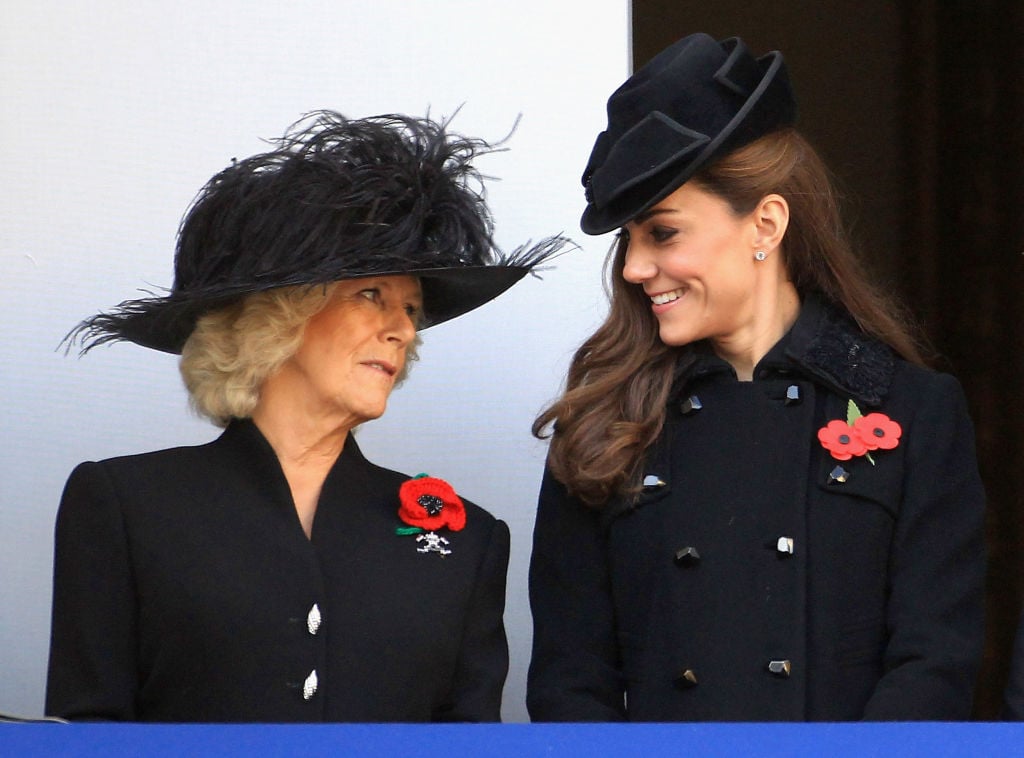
[{"xmin": 416, "ymin": 531, "xmax": 451, "ymax": 556}]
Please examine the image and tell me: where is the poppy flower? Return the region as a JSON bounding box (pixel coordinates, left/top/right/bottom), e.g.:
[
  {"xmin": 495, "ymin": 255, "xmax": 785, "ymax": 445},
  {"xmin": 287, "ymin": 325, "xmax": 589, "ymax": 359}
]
[
  {"xmin": 853, "ymin": 413, "xmax": 902, "ymax": 451},
  {"xmin": 398, "ymin": 474, "xmax": 466, "ymax": 532},
  {"xmin": 817, "ymin": 419, "xmax": 869, "ymax": 461}
]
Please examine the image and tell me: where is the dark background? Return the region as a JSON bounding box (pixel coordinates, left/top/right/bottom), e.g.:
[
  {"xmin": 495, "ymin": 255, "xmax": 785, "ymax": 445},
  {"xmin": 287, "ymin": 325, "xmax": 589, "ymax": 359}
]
[{"xmin": 633, "ymin": 0, "xmax": 1024, "ymax": 718}]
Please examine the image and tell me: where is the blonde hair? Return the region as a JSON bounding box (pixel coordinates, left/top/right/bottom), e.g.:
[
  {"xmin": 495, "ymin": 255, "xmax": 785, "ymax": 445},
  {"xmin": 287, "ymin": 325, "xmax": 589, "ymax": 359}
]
[{"xmin": 180, "ymin": 283, "xmax": 421, "ymax": 426}]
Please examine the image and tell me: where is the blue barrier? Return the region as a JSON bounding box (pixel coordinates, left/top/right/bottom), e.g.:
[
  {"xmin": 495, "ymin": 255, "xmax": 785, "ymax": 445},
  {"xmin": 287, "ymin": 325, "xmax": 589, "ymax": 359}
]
[{"xmin": 1, "ymin": 722, "xmax": 1020, "ymax": 757}]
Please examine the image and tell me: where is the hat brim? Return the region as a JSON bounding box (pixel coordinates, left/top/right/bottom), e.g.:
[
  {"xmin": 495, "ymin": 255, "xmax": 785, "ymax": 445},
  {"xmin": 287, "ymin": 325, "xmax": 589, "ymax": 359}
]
[
  {"xmin": 580, "ymin": 50, "xmax": 794, "ymax": 235},
  {"xmin": 79, "ymin": 264, "xmax": 534, "ymax": 355}
]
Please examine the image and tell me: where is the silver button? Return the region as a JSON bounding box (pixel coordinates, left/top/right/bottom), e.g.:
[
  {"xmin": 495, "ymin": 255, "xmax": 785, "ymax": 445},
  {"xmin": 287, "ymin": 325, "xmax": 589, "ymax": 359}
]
[
  {"xmin": 680, "ymin": 395, "xmax": 703, "ymax": 415},
  {"xmin": 302, "ymin": 669, "xmax": 318, "ymax": 700},
  {"xmin": 642, "ymin": 474, "xmax": 666, "ymax": 490},
  {"xmin": 776, "ymin": 536, "xmax": 795, "ymax": 555},
  {"xmin": 674, "ymin": 668, "xmax": 699, "ymax": 689},
  {"xmin": 674, "ymin": 546, "xmax": 701, "ymax": 567},
  {"xmin": 828, "ymin": 465, "xmax": 850, "ymax": 484},
  {"xmin": 307, "ymin": 603, "xmax": 321, "ymax": 635},
  {"xmin": 767, "ymin": 659, "xmax": 792, "ymax": 678}
]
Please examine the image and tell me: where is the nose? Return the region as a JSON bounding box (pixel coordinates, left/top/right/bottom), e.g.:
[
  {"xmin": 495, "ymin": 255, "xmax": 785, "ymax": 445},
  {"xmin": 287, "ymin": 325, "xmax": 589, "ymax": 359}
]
[
  {"xmin": 621, "ymin": 238, "xmax": 656, "ymax": 284},
  {"xmin": 384, "ymin": 306, "xmax": 417, "ymax": 346}
]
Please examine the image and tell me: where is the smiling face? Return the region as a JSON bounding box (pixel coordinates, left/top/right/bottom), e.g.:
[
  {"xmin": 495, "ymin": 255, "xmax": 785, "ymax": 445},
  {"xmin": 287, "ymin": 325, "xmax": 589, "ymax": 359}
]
[
  {"xmin": 276, "ymin": 275, "xmax": 422, "ymax": 429},
  {"xmin": 620, "ymin": 181, "xmax": 764, "ymax": 349}
]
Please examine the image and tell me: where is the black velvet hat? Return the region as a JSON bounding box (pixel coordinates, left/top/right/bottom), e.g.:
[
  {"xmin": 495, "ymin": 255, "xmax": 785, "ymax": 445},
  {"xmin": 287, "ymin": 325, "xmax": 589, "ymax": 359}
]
[
  {"xmin": 70, "ymin": 111, "xmax": 568, "ymax": 354},
  {"xmin": 580, "ymin": 33, "xmax": 797, "ymax": 235}
]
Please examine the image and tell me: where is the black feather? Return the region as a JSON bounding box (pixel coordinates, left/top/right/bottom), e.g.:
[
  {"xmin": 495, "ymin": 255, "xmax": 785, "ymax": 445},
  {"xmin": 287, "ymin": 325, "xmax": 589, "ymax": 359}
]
[{"xmin": 65, "ymin": 111, "xmax": 573, "ymax": 354}]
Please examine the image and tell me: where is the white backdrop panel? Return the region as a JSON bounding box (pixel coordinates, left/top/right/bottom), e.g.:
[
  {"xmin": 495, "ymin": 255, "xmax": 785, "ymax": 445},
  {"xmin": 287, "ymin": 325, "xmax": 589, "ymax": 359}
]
[{"xmin": 0, "ymin": 0, "xmax": 630, "ymax": 722}]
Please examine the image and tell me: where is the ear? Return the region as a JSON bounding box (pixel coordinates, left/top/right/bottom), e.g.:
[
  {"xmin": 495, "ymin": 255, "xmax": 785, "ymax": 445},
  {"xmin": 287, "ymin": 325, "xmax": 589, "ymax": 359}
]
[{"xmin": 751, "ymin": 194, "xmax": 789, "ymax": 253}]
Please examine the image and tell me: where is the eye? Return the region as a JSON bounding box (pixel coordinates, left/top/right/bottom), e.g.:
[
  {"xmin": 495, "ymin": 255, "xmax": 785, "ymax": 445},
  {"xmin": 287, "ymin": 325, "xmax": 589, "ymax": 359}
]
[
  {"xmin": 358, "ymin": 287, "xmax": 380, "ymax": 302},
  {"xmin": 404, "ymin": 303, "xmax": 422, "ymax": 322},
  {"xmin": 650, "ymin": 226, "xmax": 677, "ymax": 243}
]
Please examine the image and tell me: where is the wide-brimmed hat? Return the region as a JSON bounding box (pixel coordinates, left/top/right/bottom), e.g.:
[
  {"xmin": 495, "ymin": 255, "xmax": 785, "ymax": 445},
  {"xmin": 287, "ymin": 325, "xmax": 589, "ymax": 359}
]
[
  {"xmin": 69, "ymin": 111, "xmax": 568, "ymax": 354},
  {"xmin": 580, "ymin": 33, "xmax": 797, "ymax": 235}
]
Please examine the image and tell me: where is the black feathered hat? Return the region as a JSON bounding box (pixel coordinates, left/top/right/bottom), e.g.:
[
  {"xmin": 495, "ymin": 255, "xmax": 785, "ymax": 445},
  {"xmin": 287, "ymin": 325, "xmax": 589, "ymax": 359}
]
[
  {"xmin": 580, "ymin": 33, "xmax": 797, "ymax": 235},
  {"xmin": 70, "ymin": 111, "xmax": 568, "ymax": 354}
]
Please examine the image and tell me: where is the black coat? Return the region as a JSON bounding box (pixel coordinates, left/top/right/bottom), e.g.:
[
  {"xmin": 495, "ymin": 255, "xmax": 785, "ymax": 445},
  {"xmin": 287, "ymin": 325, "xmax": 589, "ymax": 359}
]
[
  {"xmin": 527, "ymin": 298, "xmax": 985, "ymax": 721},
  {"xmin": 1003, "ymin": 609, "xmax": 1024, "ymax": 719},
  {"xmin": 46, "ymin": 420, "xmax": 509, "ymax": 722}
]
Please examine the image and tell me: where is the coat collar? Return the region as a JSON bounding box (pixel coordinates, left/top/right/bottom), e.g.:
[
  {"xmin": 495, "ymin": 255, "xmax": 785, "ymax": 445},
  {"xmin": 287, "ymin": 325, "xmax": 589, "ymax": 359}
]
[
  {"xmin": 218, "ymin": 417, "xmax": 369, "ymax": 463},
  {"xmin": 671, "ymin": 294, "xmax": 897, "ymax": 407},
  {"xmin": 214, "ymin": 418, "xmax": 373, "ymax": 505}
]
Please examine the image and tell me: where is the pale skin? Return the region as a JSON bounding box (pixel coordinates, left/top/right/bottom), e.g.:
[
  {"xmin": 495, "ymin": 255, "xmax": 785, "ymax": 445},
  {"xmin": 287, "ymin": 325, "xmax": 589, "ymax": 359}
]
[
  {"xmin": 251, "ymin": 275, "xmax": 422, "ymax": 538},
  {"xmin": 621, "ymin": 181, "xmax": 799, "ymax": 381}
]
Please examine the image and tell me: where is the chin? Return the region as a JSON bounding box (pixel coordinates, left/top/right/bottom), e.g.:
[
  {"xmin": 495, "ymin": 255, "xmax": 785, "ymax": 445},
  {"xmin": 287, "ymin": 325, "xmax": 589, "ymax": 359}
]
[
  {"xmin": 658, "ymin": 327, "xmax": 699, "ymax": 348},
  {"xmin": 365, "ymin": 401, "xmax": 390, "ymax": 422}
]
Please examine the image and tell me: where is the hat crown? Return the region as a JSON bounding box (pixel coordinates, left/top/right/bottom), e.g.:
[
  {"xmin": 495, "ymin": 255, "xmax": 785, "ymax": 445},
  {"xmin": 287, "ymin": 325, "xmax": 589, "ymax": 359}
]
[
  {"xmin": 581, "ymin": 33, "xmax": 797, "ymax": 234},
  {"xmin": 68, "ymin": 112, "xmax": 569, "ymax": 354},
  {"xmin": 172, "ymin": 117, "xmax": 494, "ymax": 299}
]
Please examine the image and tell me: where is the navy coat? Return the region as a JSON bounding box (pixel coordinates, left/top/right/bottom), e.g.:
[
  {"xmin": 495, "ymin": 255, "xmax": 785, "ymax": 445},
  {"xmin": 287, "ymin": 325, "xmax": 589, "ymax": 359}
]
[
  {"xmin": 46, "ymin": 420, "xmax": 509, "ymax": 722},
  {"xmin": 527, "ymin": 298, "xmax": 985, "ymax": 721},
  {"xmin": 1003, "ymin": 609, "xmax": 1024, "ymax": 719}
]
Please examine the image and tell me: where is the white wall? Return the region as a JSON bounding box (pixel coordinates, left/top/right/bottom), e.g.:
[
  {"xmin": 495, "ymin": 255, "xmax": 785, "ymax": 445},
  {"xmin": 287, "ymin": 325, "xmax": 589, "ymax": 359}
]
[{"xmin": 0, "ymin": 0, "xmax": 629, "ymax": 722}]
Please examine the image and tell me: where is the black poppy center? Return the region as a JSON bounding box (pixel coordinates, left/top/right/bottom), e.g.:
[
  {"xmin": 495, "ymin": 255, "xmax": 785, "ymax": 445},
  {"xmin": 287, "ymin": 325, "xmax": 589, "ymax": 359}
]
[
  {"xmin": 417, "ymin": 494, "xmax": 445, "ymax": 516},
  {"xmin": 873, "ymin": 427, "xmax": 885, "ymax": 437},
  {"xmin": 838, "ymin": 434, "xmax": 851, "ymax": 445}
]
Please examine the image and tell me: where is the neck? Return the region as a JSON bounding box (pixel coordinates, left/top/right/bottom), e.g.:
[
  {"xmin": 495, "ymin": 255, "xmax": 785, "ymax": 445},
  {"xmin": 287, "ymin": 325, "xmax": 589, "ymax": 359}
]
[
  {"xmin": 252, "ymin": 374, "xmax": 357, "ymax": 465},
  {"xmin": 251, "ymin": 374, "xmax": 360, "ymax": 539},
  {"xmin": 712, "ymin": 279, "xmax": 801, "ymax": 381},
  {"xmin": 251, "ymin": 406, "xmax": 351, "ymax": 468}
]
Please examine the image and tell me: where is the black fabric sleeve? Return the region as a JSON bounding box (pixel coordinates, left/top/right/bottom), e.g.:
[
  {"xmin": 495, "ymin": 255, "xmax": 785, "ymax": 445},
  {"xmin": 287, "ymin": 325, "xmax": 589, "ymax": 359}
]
[
  {"xmin": 436, "ymin": 517, "xmax": 510, "ymax": 722},
  {"xmin": 527, "ymin": 467, "xmax": 626, "ymax": 721},
  {"xmin": 861, "ymin": 374, "xmax": 986, "ymax": 719},
  {"xmin": 46, "ymin": 461, "xmax": 139, "ymax": 720}
]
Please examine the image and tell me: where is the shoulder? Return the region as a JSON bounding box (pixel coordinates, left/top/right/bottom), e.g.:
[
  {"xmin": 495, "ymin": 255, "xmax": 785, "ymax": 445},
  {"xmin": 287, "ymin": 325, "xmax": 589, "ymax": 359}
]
[
  {"xmin": 83, "ymin": 441, "xmax": 213, "ymax": 470},
  {"xmin": 788, "ymin": 297, "xmax": 967, "ymax": 413},
  {"xmin": 65, "ymin": 437, "xmax": 222, "ymax": 492},
  {"xmin": 883, "ymin": 360, "xmax": 972, "ymax": 422},
  {"xmin": 56, "ymin": 443, "xmax": 218, "ymax": 545},
  {"xmin": 65, "ymin": 440, "xmax": 204, "ymax": 480},
  {"xmin": 59, "ymin": 429, "xmax": 255, "ymax": 525},
  {"xmin": 889, "ymin": 359, "xmax": 965, "ymax": 396}
]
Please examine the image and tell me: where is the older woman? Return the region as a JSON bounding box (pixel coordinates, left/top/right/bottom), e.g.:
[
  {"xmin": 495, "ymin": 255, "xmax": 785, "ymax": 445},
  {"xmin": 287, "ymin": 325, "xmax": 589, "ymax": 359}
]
[
  {"xmin": 46, "ymin": 111, "xmax": 565, "ymax": 722},
  {"xmin": 527, "ymin": 34, "xmax": 985, "ymax": 721}
]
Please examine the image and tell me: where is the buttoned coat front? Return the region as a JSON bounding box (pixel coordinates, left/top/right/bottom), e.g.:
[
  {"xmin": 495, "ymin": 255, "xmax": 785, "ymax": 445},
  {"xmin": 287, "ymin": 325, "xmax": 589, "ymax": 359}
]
[
  {"xmin": 527, "ymin": 299, "xmax": 985, "ymax": 721},
  {"xmin": 47, "ymin": 420, "xmax": 509, "ymax": 722}
]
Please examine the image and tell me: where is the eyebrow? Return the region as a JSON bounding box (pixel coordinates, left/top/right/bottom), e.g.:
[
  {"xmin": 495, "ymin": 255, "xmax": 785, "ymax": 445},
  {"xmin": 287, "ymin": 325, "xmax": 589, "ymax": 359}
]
[{"xmin": 631, "ymin": 207, "xmax": 676, "ymax": 225}]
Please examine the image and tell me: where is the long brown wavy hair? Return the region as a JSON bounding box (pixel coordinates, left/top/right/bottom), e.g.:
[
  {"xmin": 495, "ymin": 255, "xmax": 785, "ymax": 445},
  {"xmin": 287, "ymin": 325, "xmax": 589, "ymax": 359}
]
[{"xmin": 534, "ymin": 128, "xmax": 927, "ymax": 507}]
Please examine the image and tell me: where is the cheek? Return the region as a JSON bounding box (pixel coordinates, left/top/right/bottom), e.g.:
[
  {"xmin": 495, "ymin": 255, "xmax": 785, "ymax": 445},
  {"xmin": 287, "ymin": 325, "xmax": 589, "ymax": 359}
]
[{"xmin": 707, "ymin": 251, "xmax": 756, "ymax": 297}]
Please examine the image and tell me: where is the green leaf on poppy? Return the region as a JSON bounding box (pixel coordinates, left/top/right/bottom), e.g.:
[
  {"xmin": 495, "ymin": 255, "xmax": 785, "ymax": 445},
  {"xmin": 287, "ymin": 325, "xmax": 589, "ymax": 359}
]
[
  {"xmin": 395, "ymin": 526, "xmax": 424, "ymax": 536},
  {"xmin": 846, "ymin": 399, "xmax": 864, "ymax": 425},
  {"xmin": 845, "ymin": 400, "xmax": 877, "ymax": 465}
]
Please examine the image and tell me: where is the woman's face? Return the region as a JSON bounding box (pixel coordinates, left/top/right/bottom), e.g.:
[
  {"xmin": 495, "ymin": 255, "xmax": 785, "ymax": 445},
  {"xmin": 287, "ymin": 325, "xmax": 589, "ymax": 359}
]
[
  {"xmin": 620, "ymin": 181, "xmax": 763, "ymax": 348},
  {"xmin": 281, "ymin": 275, "xmax": 421, "ymax": 428}
]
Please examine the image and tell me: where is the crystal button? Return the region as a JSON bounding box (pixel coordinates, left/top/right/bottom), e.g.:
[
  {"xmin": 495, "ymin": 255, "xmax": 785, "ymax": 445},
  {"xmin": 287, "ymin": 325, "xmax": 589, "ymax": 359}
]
[
  {"xmin": 307, "ymin": 603, "xmax": 321, "ymax": 635},
  {"xmin": 302, "ymin": 670, "xmax": 318, "ymax": 700}
]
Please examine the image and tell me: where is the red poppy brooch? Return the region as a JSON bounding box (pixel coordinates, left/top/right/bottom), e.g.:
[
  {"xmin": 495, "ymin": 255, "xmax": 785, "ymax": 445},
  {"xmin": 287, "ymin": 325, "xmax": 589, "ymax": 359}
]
[
  {"xmin": 818, "ymin": 400, "xmax": 902, "ymax": 464},
  {"xmin": 396, "ymin": 473, "xmax": 466, "ymax": 555}
]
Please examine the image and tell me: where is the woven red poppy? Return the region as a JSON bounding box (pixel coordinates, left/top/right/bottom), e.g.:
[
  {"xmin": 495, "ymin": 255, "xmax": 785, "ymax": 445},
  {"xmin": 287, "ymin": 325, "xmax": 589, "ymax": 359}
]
[
  {"xmin": 398, "ymin": 475, "xmax": 466, "ymax": 532},
  {"xmin": 817, "ymin": 419, "xmax": 869, "ymax": 461},
  {"xmin": 853, "ymin": 413, "xmax": 902, "ymax": 451}
]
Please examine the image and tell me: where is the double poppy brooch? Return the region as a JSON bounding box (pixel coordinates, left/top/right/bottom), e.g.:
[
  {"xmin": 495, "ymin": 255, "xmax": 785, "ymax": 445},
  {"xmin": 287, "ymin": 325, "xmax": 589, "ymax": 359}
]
[
  {"xmin": 818, "ymin": 400, "xmax": 902, "ymax": 464},
  {"xmin": 396, "ymin": 473, "xmax": 466, "ymax": 556}
]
